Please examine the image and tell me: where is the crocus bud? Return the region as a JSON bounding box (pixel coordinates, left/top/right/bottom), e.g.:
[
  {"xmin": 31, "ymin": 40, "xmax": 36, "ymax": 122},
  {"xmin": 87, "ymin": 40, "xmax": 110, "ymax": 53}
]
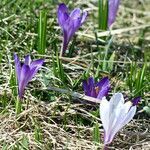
[
  {"xmin": 100, "ymin": 93, "xmax": 140, "ymax": 145},
  {"xmin": 14, "ymin": 54, "xmax": 44, "ymax": 99}
]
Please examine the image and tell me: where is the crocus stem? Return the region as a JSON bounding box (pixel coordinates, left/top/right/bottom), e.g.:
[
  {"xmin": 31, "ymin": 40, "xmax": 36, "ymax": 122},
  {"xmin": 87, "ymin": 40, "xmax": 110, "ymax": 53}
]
[
  {"xmin": 15, "ymin": 97, "xmax": 22, "ymax": 115},
  {"xmin": 59, "ymin": 43, "xmax": 64, "ymax": 57},
  {"xmin": 60, "ymin": 40, "xmax": 67, "ymax": 57}
]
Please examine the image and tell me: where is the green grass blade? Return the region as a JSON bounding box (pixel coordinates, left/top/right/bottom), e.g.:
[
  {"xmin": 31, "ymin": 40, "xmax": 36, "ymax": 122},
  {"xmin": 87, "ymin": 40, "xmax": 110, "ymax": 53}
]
[
  {"xmin": 38, "ymin": 10, "xmax": 47, "ymax": 54},
  {"xmin": 98, "ymin": 0, "xmax": 108, "ymax": 30},
  {"xmin": 92, "ymin": 121, "xmax": 100, "ymax": 144}
]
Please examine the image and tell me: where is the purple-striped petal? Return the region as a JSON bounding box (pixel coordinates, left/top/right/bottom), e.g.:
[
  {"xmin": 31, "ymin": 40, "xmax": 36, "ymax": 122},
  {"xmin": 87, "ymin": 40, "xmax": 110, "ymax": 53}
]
[
  {"xmin": 30, "ymin": 59, "xmax": 44, "ymax": 69},
  {"xmin": 81, "ymin": 11, "xmax": 88, "ymax": 24},
  {"xmin": 62, "ymin": 17, "xmax": 81, "ymax": 53},
  {"xmin": 63, "ymin": 17, "xmax": 76, "ymax": 42},
  {"xmin": 24, "ymin": 55, "xmax": 32, "ymax": 65},
  {"xmin": 70, "ymin": 8, "xmax": 81, "ymax": 19},
  {"xmin": 83, "ymin": 77, "xmax": 95, "ymax": 97},
  {"xmin": 96, "ymin": 77, "xmax": 110, "ymax": 99},
  {"xmin": 57, "ymin": 3, "xmax": 69, "ymax": 27},
  {"xmin": 108, "ymin": 0, "xmax": 120, "ymax": 27},
  {"xmin": 96, "ymin": 77, "xmax": 109, "ymax": 88},
  {"xmin": 28, "ymin": 59, "xmax": 44, "ymax": 81},
  {"xmin": 88, "ymin": 77, "xmax": 95, "ymax": 87},
  {"xmin": 27, "ymin": 67, "xmax": 37, "ymax": 82},
  {"xmin": 97, "ymin": 86, "xmax": 110, "ymax": 100},
  {"xmin": 19, "ymin": 64, "xmax": 30, "ymax": 98},
  {"xmin": 14, "ymin": 54, "xmax": 21, "ymax": 82},
  {"xmin": 67, "ymin": 18, "xmax": 81, "ymax": 42},
  {"xmin": 82, "ymin": 80, "xmax": 89, "ymax": 95}
]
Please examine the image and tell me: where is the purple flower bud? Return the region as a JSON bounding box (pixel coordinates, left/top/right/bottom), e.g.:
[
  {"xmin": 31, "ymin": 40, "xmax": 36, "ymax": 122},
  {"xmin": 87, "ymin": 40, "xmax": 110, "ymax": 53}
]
[
  {"xmin": 14, "ymin": 54, "xmax": 44, "ymax": 99},
  {"xmin": 108, "ymin": 0, "xmax": 120, "ymax": 27},
  {"xmin": 82, "ymin": 77, "xmax": 110, "ymax": 100},
  {"xmin": 57, "ymin": 3, "xmax": 87, "ymax": 56}
]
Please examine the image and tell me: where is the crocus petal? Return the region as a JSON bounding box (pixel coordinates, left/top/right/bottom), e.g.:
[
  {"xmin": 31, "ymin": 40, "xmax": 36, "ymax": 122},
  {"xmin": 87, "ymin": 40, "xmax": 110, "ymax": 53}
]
[
  {"xmin": 70, "ymin": 8, "xmax": 81, "ymax": 19},
  {"xmin": 87, "ymin": 77, "xmax": 97, "ymax": 97},
  {"xmin": 57, "ymin": 3, "xmax": 69, "ymax": 27},
  {"xmin": 61, "ymin": 18, "xmax": 74, "ymax": 54},
  {"xmin": 121, "ymin": 105, "xmax": 136, "ymax": 127},
  {"xmin": 24, "ymin": 55, "xmax": 32, "ymax": 66},
  {"xmin": 97, "ymin": 86, "xmax": 110, "ymax": 100},
  {"xmin": 100, "ymin": 97, "xmax": 110, "ymax": 137},
  {"xmin": 132, "ymin": 97, "xmax": 141, "ymax": 106},
  {"xmin": 64, "ymin": 17, "xmax": 81, "ymax": 43},
  {"xmin": 29, "ymin": 59, "xmax": 44, "ymax": 81},
  {"xmin": 82, "ymin": 80, "xmax": 89, "ymax": 95},
  {"xmin": 62, "ymin": 30, "xmax": 69, "ymax": 54},
  {"xmin": 30, "ymin": 59, "xmax": 44, "ymax": 69},
  {"xmin": 108, "ymin": 0, "xmax": 120, "ymax": 27},
  {"xmin": 14, "ymin": 54, "xmax": 21, "ymax": 82},
  {"xmin": 109, "ymin": 93, "xmax": 124, "ymax": 112},
  {"xmin": 108, "ymin": 105, "xmax": 136, "ymax": 144},
  {"xmin": 27, "ymin": 67, "xmax": 37, "ymax": 82},
  {"xmin": 19, "ymin": 64, "xmax": 30, "ymax": 98},
  {"xmin": 82, "ymin": 77, "xmax": 95, "ymax": 97},
  {"xmin": 88, "ymin": 77, "xmax": 95, "ymax": 87},
  {"xmin": 81, "ymin": 11, "xmax": 88, "ymax": 24},
  {"xmin": 96, "ymin": 77, "xmax": 110, "ymax": 99},
  {"xmin": 96, "ymin": 77, "xmax": 109, "ymax": 88}
]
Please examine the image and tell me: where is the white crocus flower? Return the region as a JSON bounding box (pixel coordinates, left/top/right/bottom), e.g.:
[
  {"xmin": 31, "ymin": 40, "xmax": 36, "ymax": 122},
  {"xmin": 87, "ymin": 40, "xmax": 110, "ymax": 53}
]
[{"xmin": 100, "ymin": 93, "xmax": 140, "ymax": 145}]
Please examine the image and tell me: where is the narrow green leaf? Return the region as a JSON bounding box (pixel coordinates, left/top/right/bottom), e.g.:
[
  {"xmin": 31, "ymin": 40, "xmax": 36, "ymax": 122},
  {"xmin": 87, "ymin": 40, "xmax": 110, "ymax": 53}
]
[
  {"xmin": 38, "ymin": 10, "xmax": 47, "ymax": 54},
  {"xmin": 34, "ymin": 125, "xmax": 43, "ymax": 142},
  {"xmin": 107, "ymin": 51, "xmax": 116, "ymax": 72},
  {"xmin": 92, "ymin": 122, "xmax": 100, "ymax": 144},
  {"xmin": 98, "ymin": 0, "xmax": 108, "ymax": 30}
]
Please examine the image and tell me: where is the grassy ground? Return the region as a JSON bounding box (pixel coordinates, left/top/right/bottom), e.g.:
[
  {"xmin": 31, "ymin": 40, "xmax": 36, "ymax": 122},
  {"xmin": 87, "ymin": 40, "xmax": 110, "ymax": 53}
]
[{"xmin": 0, "ymin": 0, "xmax": 150, "ymax": 149}]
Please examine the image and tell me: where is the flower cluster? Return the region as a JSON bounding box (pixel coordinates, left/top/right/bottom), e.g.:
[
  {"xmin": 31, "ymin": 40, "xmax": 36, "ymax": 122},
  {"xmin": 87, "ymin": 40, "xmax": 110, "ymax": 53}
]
[
  {"xmin": 82, "ymin": 76, "xmax": 141, "ymax": 146},
  {"xmin": 12, "ymin": 2, "xmax": 141, "ymax": 148}
]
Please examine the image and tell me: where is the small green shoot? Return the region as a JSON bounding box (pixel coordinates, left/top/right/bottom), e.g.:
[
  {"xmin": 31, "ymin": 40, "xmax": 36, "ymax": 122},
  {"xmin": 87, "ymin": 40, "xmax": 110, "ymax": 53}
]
[
  {"xmin": 92, "ymin": 121, "xmax": 100, "ymax": 144},
  {"xmin": 126, "ymin": 63, "xmax": 146, "ymax": 97},
  {"xmin": 52, "ymin": 49, "xmax": 67, "ymax": 87},
  {"xmin": 34, "ymin": 125, "xmax": 43, "ymax": 142}
]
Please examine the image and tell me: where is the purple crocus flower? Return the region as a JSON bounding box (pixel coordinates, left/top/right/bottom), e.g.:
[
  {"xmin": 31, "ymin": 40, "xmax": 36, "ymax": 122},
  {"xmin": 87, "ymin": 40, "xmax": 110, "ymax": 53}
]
[
  {"xmin": 57, "ymin": 3, "xmax": 87, "ymax": 56},
  {"xmin": 108, "ymin": 0, "xmax": 120, "ymax": 27},
  {"xmin": 14, "ymin": 54, "xmax": 44, "ymax": 99},
  {"xmin": 82, "ymin": 77, "xmax": 110, "ymax": 100},
  {"xmin": 100, "ymin": 93, "xmax": 141, "ymax": 145}
]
